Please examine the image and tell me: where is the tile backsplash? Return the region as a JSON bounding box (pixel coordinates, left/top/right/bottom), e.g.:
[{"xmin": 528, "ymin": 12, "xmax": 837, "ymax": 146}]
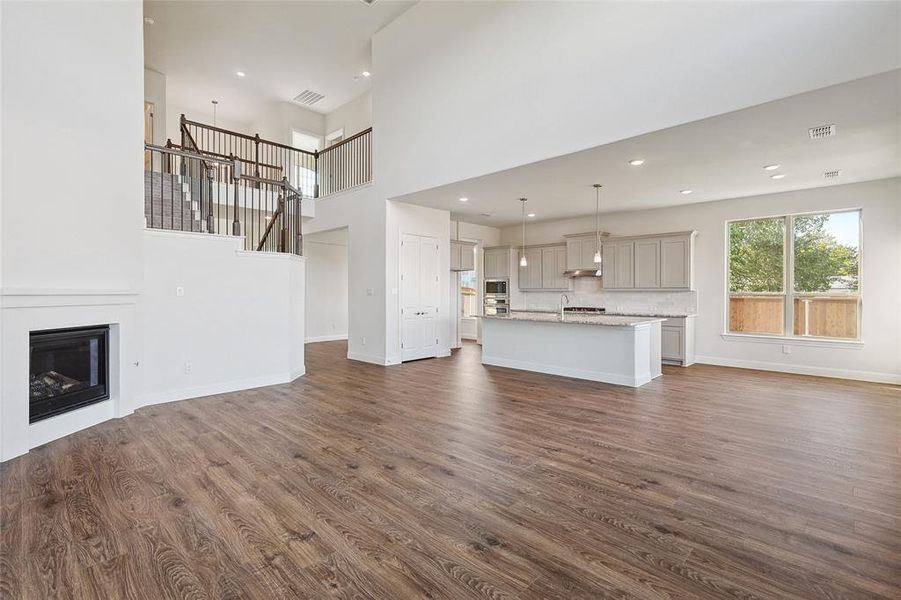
[{"xmin": 514, "ymin": 277, "xmax": 698, "ymax": 314}]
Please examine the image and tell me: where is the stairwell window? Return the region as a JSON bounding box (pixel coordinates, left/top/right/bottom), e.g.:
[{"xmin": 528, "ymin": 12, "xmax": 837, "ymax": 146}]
[{"xmin": 727, "ymin": 209, "xmax": 861, "ymax": 341}]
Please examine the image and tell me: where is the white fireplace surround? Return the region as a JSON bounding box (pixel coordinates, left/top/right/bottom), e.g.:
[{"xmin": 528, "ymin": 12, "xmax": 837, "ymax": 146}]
[{"xmin": 0, "ymin": 290, "xmax": 140, "ymax": 461}]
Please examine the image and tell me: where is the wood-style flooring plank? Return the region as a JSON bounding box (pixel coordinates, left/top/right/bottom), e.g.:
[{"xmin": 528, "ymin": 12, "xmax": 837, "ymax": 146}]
[{"xmin": 1, "ymin": 340, "xmax": 898, "ymax": 599}]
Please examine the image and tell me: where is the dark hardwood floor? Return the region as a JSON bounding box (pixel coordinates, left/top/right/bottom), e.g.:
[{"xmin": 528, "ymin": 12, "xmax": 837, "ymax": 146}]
[{"xmin": 1, "ymin": 340, "xmax": 899, "ymax": 599}]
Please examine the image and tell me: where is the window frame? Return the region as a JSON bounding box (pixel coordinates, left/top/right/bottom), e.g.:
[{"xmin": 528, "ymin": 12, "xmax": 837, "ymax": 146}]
[{"xmin": 724, "ymin": 207, "xmax": 863, "ymax": 344}]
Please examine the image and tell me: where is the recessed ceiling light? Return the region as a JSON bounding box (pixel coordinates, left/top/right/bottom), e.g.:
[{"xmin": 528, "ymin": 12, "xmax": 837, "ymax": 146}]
[
  {"xmin": 629, "ymin": 159, "xmax": 645, "ymax": 166},
  {"xmin": 144, "ymin": 17, "xmax": 155, "ymax": 25},
  {"xmin": 527, "ymin": 213, "xmax": 536, "ymax": 218},
  {"xmin": 362, "ymin": 71, "xmax": 371, "ymax": 78},
  {"xmin": 770, "ymin": 174, "xmax": 786, "ymax": 180},
  {"xmin": 236, "ymin": 71, "xmax": 246, "ymax": 77},
  {"xmin": 763, "ymin": 164, "xmax": 780, "ymax": 171},
  {"xmin": 458, "ymin": 197, "xmax": 468, "ymax": 202},
  {"xmin": 680, "ymin": 189, "xmax": 692, "ymax": 195},
  {"xmin": 480, "ymin": 213, "xmax": 492, "ymax": 217}
]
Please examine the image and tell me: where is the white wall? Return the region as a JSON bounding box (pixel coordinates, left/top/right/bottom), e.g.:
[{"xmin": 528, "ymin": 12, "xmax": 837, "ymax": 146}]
[
  {"xmin": 305, "ymin": 185, "xmax": 387, "ymax": 364},
  {"xmin": 251, "ymin": 101, "xmax": 325, "ymax": 146},
  {"xmin": 1, "ymin": 0, "xmax": 144, "ymax": 291},
  {"xmin": 304, "ymin": 230, "xmax": 348, "ymax": 342},
  {"xmin": 144, "ymin": 68, "xmax": 167, "ymax": 146},
  {"xmin": 325, "ymin": 92, "xmax": 372, "ymax": 138},
  {"xmin": 499, "ymin": 178, "xmax": 901, "ymax": 383},
  {"xmin": 141, "ymin": 231, "xmax": 305, "ymax": 405},
  {"xmin": 166, "ymin": 102, "xmax": 253, "ymax": 145},
  {"xmin": 371, "ymin": 1, "xmax": 900, "ymax": 199}
]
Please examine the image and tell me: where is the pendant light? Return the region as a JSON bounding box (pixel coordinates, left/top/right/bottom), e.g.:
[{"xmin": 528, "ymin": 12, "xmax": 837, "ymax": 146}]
[
  {"xmin": 519, "ymin": 198, "xmax": 528, "ymax": 267},
  {"xmin": 593, "ymin": 184, "xmax": 603, "ymax": 276}
]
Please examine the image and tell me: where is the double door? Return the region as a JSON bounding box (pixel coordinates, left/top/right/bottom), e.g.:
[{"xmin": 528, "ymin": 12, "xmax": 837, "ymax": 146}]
[{"xmin": 401, "ymin": 234, "xmax": 440, "ymax": 362}]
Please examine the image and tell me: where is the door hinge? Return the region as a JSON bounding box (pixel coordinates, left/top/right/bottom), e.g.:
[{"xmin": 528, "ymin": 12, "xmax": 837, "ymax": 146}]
[
  {"xmin": 401, "ymin": 342, "xmax": 404, "ymax": 348},
  {"xmin": 435, "ymin": 338, "xmax": 438, "ymax": 344}
]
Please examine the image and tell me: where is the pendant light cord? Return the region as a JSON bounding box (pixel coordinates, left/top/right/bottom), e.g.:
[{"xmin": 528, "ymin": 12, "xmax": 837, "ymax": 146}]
[{"xmin": 521, "ymin": 198, "xmax": 527, "ymax": 250}]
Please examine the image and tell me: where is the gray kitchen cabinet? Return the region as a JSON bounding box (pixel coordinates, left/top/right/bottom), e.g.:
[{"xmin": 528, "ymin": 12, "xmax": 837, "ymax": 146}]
[
  {"xmin": 519, "ymin": 245, "xmax": 568, "ymax": 291},
  {"xmin": 450, "ymin": 242, "xmax": 461, "ymax": 271},
  {"xmin": 602, "ymin": 241, "xmax": 635, "ymax": 289},
  {"xmin": 565, "ymin": 235, "xmax": 599, "ymax": 271},
  {"xmin": 660, "ymin": 317, "xmax": 695, "ymax": 366},
  {"xmin": 450, "ymin": 241, "xmax": 476, "ymax": 272},
  {"xmin": 660, "ymin": 236, "xmax": 691, "ymax": 288},
  {"xmin": 484, "ymin": 247, "xmax": 510, "ymax": 279},
  {"xmin": 661, "ymin": 326, "xmax": 683, "ymax": 361},
  {"xmin": 602, "ymin": 231, "xmax": 695, "ymax": 290},
  {"xmin": 634, "ymin": 239, "xmax": 661, "ymax": 288}
]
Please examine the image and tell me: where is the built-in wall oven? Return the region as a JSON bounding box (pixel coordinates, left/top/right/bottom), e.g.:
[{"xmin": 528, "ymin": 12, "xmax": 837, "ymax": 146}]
[{"xmin": 484, "ymin": 278, "xmax": 509, "ymax": 316}]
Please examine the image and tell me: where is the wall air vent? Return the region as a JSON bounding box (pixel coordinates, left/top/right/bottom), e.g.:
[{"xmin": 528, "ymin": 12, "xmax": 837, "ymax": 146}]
[
  {"xmin": 808, "ymin": 124, "xmax": 836, "ymax": 139},
  {"xmin": 292, "ymin": 90, "xmax": 325, "ymax": 106},
  {"xmin": 824, "ymin": 169, "xmax": 842, "ymax": 179}
]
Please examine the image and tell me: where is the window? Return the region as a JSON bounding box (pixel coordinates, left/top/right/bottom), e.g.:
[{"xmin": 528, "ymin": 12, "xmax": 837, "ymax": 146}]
[
  {"xmin": 460, "ymin": 247, "xmax": 478, "ymax": 318},
  {"xmin": 727, "ymin": 210, "xmax": 860, "ymax": 340},
  {"xmin": 291, "ymin": 130, "xmax": 322, "ymax": 197}
]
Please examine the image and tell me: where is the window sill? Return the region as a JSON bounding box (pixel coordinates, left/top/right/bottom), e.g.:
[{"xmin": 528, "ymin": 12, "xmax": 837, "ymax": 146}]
[{"xmin": 721, "ymin": 333, "xmax": 863, "ymax": 349}]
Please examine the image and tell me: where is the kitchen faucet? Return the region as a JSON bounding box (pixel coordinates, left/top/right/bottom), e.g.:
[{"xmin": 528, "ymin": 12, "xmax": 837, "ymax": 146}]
[{"xmin": 560, "ymin": 294, "xmax": 570, "ymax": 320}]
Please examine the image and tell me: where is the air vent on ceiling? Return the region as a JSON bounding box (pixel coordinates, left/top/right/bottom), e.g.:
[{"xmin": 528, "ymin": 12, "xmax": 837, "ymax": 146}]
[
  {"xmin": 824, "ymin": 169, "xmax": 842, "ymax": 179},
  {"xmin": 292, "ymin": 90, "xmax": 325, "ymax": 106},
  {"xmin": 808, "ymin": 124, "xmax": 836, "ymax": 139}
]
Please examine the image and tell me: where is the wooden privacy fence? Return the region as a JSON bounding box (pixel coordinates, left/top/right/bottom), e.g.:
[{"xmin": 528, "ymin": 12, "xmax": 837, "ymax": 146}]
[{"xmin": 729, "ymin": 294, "xmax": 858, "ymax": 339}]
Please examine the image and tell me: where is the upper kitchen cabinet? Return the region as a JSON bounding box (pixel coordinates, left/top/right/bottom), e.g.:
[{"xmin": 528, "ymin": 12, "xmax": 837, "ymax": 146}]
[
  {"xmin": 518, "ymin": 244, "xmax": 569, "ymax": 291},
  {"xmin": 564, "ymin": 234, "xmax": 600, "ymax": 271},
  {"xmin": 602, "ymin": 241, "xmax": 635, "ymax": 289},
  {"xmin": 450, "ymin": 241, "xmax": 476, "ymax": 272},
  {"xmin": 484, "ymin": 246, "xmax": 511, "ymax": 279},
  {"xmin": 659, "ymin": 236, "xmax": 692, "ymax": 288},
  {"xmin": 602, "ymin": 231, "xmax": 696, "ymax": 290}
]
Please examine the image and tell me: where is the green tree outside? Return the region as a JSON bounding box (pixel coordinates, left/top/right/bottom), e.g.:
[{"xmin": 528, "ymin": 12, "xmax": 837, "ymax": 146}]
[{"xmin": 729, "ymin": 215, "xmax": 859, "ymax": 293}]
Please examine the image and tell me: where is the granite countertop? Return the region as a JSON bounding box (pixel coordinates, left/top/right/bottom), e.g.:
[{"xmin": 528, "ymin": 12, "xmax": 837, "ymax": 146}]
[
  {"xmin": 504, "ymin": 309, "xmax": 697, "ymax": 318},
  {"xmin": 484, "ymin": 311, "xmax": 665, "ymax": 327}
]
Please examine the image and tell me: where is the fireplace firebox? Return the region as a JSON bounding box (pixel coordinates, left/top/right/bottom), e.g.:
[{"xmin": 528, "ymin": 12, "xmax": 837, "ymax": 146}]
[{"xmin": 29, "ymin": 325, "xmax": 110, "ymax": 423}]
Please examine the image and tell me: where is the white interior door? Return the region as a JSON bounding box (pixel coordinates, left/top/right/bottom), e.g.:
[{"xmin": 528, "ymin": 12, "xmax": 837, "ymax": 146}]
[{"xmin": 401, "ymin": 234, "xmax": 439, "ymax": 362}]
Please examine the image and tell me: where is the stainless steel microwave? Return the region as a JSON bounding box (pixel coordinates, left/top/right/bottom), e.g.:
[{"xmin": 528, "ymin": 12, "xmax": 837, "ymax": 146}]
[{"xmin": 485, "ymin": 278, "xmax": 509, "ymax": 296}]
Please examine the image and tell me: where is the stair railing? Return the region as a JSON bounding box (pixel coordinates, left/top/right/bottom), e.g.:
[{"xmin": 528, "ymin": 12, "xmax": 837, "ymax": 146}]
[
  {"xmin": 318, "ymin": 127, "xmax": 372, "ymax": 196},
  {"xmin": 144, "ymin": 143, "xmax": 303, "ymax": 256}
]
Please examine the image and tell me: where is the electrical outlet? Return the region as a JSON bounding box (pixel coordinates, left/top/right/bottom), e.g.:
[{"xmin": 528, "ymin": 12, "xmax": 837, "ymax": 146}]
[
  {"xmin": 176, "ymin": 286, "xmax": 185, "ymax": 297},
  {"xmin": 782, "ymin": 345, "xmax": 791, "ymax": 355},
  {"xmin": 184, "ymin": 362, "xmax": 193, "ymax": 374},
  {"xmin": 361, "ymin": 336, "xmax": 367, "ymax": 346},
  {"xmin": 366, "ymin": 288, "xmax": 374, "ymax": 296}
]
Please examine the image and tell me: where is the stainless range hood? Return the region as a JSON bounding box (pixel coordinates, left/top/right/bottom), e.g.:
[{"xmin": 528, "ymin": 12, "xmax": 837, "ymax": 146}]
[{"xmin": 563, "ymin": 268, "xmax": 602, "ymax": 278}]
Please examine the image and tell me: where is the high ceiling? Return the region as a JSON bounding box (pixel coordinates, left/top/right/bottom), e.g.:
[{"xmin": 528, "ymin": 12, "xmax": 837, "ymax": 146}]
[
  {"xmin": 393, "ymin": 70, "xmax": 901, "ymax": 226},
  {"xmin": 143, "ymin": 0, "xmax": 415, "ymax": 121}
]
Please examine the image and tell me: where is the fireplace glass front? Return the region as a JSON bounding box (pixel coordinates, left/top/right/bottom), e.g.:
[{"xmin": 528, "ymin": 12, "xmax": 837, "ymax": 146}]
[{"xmin": 29, "ymin": 325, "xmax": 110, "ymax": 423}]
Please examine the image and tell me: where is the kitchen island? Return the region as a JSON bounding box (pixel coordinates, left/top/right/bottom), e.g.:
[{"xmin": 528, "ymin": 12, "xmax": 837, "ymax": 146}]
[{"xmin": 481, "ymin": 311, "xmax": 664, "ymax": 387}]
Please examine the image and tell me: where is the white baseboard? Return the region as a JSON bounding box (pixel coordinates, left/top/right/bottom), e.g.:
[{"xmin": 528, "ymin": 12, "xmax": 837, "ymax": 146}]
[
  {"xmin": 305, "ymin": 334, "xmax": 348, "ymax": 343},
  {"xmin": 695, "ymin": 355, "xmax": 901, "ymax": 385},
  {"xmin": 139, "ymin": 372, "xmax": 297, "ymax": 407},
  {"xmin": 481, "ymin": 355, "xmax": 652, "ymax": 388},
  {"xmin": 347, "ymin": 351, "xmax": 390, "ymax": 366}
]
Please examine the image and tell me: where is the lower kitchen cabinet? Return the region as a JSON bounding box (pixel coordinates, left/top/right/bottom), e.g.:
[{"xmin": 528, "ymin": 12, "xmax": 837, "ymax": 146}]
[{"xmin": 660, "ymin": 316, "xmax": 695, "ymax": 366}]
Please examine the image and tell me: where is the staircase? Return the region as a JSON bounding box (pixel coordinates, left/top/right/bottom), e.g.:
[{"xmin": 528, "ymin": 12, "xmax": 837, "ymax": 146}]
[{"xmin": 143, "ymin": 171, "xmax": 205, "ymax": 232}]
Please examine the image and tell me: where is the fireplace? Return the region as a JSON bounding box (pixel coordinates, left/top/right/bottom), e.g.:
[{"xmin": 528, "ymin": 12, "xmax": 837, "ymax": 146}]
[{"xmin": 29, "ymin": 325, "xmax": 110, "ymax": 423}]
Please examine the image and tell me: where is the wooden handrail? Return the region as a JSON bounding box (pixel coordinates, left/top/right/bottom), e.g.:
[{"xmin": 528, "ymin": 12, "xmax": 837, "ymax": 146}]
[
  {"xmin": 257, "ymin": 204, "xmax": 283, "ymax": 251},
  {"xmin": 181, "ymin": 116, "xmax": 317, "ymax": 157},
  {"xmin": 320, "ymin": 127, "xmax": 372, "ymax": 154},
  {"xmin": 168, "ymin": 143, "xmax": 284, "ymax": 173}
]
